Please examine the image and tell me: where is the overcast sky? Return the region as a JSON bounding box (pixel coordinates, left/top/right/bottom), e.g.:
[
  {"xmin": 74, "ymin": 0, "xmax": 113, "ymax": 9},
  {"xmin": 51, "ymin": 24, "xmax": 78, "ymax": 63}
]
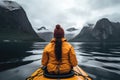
[{"xmin": 9, "ymin": 0, "xmax": 120, "ymax": 31}]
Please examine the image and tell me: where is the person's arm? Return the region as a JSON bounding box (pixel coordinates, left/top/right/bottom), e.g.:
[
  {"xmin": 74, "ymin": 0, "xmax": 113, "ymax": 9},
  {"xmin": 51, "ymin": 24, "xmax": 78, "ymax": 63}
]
[
  {"xmin": 69, "ymin": 46, "xmax": 78, "ymax": 67},
  {"xmin": 41, "ymin": 47, "xmax": 49, "ymax": 66}
]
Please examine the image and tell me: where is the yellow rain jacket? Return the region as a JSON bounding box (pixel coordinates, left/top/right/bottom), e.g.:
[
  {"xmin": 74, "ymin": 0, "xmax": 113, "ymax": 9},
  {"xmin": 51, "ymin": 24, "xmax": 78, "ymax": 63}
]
[{"xmin": 41, "ymin": 38, "xmax": 78, "ymax": 74}]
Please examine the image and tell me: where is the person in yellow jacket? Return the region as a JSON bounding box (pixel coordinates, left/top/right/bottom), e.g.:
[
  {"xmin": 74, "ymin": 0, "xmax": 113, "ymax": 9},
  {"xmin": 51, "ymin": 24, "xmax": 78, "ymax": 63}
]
[{"xmin": 41, "ymin": 24, "xmax": 78, "ymax": 74}]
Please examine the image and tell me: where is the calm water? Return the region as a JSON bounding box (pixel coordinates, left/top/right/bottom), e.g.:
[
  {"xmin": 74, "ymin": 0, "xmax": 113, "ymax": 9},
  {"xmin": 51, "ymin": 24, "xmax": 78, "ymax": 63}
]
[{"xmin": 0, "ymin": 41, "xmax": 120, "ymax": 80}]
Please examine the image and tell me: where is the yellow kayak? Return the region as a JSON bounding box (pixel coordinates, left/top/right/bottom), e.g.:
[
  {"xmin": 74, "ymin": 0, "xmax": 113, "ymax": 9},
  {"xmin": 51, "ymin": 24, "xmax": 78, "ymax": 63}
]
[{"xmin": 26, "ymin": 66, "xmax": 92, "ymax": 80}]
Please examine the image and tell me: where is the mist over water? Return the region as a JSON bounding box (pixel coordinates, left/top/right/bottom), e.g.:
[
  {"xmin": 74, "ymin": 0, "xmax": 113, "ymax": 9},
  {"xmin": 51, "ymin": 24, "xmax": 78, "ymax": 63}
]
[{"xmin": 0, "ymin": 41, "xmax": 120, "ymax": 80}]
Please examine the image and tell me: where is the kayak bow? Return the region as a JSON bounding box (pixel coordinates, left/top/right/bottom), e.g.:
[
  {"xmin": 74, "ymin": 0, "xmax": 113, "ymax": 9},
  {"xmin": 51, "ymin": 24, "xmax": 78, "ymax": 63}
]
[{"xmin": 26, "ymin": 66, "xmax": 92, "ymax": 80}]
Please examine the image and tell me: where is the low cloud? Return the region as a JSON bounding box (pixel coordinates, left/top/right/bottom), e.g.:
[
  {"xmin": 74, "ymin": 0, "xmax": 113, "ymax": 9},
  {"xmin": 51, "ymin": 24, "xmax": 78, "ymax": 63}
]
[
  {"xmin": 87, "ymin": 0, "xmax": 120, "ymax": 10},
  {"xmin": 2, "ymin": 0, "xmax": 120, "ymax": 31}
]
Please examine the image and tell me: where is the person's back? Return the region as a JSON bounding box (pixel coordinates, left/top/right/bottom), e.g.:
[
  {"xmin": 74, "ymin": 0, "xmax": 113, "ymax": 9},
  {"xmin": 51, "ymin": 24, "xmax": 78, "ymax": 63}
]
[{"xmin": 41, "ymin": 24, "xmax": 78, "ymax": 74}]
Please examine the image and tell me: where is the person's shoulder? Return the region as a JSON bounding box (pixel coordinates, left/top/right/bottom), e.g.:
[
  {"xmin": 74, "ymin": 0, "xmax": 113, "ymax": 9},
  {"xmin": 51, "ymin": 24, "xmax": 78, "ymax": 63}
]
[
  {"xmin": 63, "ymin": 40, "xmax": 72, "ymax": 48},
  {"xmin": 66, "ymin": 42, "xmax": 72, "ymax": 46},
  {"xmin": 46, "ymin": 42, "xmax": 53, "ymax": 47},
  {"xmin": 44, "ymin": 42, "xmax": 52, "ymax": 50},
  {"xmin": 46, "ymin": 38, "xmax": 56, "ymax": 47}
]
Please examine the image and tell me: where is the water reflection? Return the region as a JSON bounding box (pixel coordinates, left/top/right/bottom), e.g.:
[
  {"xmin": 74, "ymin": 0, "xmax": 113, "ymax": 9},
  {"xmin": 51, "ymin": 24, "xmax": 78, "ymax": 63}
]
[
  {"xmin": 70, "ymin": 42, "xmax": 120, "ymax": 80},
  {"xmin": 0, "ymin": 42, "xmax": 120, "ymax": 80},
  {"xmin": 0, "ymin": 42, "xmax": 35, "ymax": 71}
]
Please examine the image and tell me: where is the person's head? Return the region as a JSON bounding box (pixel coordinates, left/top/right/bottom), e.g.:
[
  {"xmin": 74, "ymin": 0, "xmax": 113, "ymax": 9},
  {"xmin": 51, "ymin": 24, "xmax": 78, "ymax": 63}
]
[
  {"xmin": 54, "ymin": 24, "xmax": 64, "ymax": 39},
  {"xmin": 54, "ymin": 24, "xmax": 64, "ymax": 61}
]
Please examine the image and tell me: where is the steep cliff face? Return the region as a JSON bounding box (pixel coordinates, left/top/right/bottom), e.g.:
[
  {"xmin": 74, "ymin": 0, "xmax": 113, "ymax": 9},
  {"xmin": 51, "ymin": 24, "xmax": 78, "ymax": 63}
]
[
  {"xmin": 109, "ymin": 22, "xmax": 120, "ymax": 41},
  {"xmin": 92, "ymin": 18, "xmax": 114, "ymax": 41},
  {"xmin": 92, "ymin": 18, "xmax": 120, "ymax": 41},
  {"xmin": 70, "ymin": 26, "xmax": 96, "ymax": 41},
  {"xmin": 0, "ymin": 1, "xmax": 44, "ymax": 41},
  {"xmin": 71, "ymin": 18, "xmax": 120, "ymax": 42}
]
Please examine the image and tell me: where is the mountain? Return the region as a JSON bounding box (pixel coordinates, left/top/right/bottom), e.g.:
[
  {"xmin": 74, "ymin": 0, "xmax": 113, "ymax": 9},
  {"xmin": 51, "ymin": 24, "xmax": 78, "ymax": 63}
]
[
  {"xmin": 37, "ymin": 27, "xmax": 80, "ymax": 41},
  {"xmin": 110, "ymin": 22, "xmax": 120, "ymax": 41},
  {"xmin": 92, "ymin": 18, "xmax": 120, "ymax": 41},
  {"xmin": 37, "ymin": 26, "xmax": 47, "ymax": 31},
  {"xmin": 37, "ymin": 26, "xmax": 53, "ymax": 41},
  {"xmin": 66, "ymin": 27, "xmax": 78, "ymax": 31},
  {"xmin": 65, "ymin": 27, "xmax": 80, "ymax": 40},
  {"xmin": 70, "ymin": 18, "xmax": 120, "ymax": 42},
  {"xmin": 92, "ymin": 18, "xmax": 114, "ymax": 41},
  {"xmin": 0, "ymin": 1, "xmax": 44, "ymax": 41},
  {"xmin": 70, "ymin": 25, "xmax": 96, "ymax": 41}
]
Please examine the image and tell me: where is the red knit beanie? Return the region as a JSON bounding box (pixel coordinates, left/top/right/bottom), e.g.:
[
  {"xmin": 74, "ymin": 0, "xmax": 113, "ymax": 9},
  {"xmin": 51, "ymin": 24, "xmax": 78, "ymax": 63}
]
[{"xmin": 54, "ymin": 24, "xmax": 64, "ymax": 38}]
